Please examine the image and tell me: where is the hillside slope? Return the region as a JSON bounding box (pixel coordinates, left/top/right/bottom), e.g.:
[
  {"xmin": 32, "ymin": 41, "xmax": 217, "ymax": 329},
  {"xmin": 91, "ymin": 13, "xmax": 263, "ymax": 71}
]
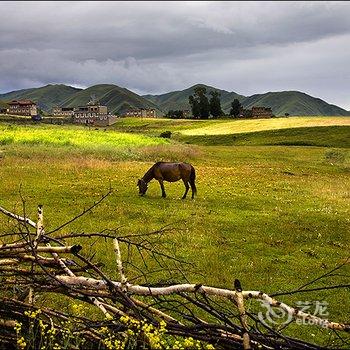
[
  {"xmin": 0, "ymin": 100, "xmax": 9, "ymax": 109},
  {"xmin": 143, "ymin": 84, "xmax": 245, "ymax": 113},
  {"xmin": 61, "ymin": 84, "xmax": 161, "ymax": 115},
  {"xmin": 242, "ymin": 91, "xmax": 349, "ymax": 116},
  {"xmin": 0, "ymin": 84, "xmax": 81, "ymax": 112},
  {"xmin": 144, "ymin": 86, "xmax": 349, "ymax": 116}
]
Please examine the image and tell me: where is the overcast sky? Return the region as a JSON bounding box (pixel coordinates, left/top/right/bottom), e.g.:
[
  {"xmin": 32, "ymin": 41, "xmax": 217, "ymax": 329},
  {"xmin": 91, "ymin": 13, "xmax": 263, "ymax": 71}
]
[{"xmin": 1, "ymin": 1, "xmax": 349, "ymax": 109}]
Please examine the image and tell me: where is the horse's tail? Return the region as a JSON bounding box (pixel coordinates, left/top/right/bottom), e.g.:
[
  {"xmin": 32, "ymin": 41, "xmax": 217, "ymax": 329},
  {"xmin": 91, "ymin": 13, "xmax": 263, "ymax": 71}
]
[{"xmin": 190, "ymin": 165, "xmax": 197, "ymax": 196}]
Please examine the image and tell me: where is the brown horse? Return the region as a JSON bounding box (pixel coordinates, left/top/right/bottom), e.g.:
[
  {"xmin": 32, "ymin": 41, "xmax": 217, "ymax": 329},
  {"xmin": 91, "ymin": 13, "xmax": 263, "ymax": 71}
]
[{"xmin": 137, "ymin": 162, "xmax": 197, "ymax": 199}]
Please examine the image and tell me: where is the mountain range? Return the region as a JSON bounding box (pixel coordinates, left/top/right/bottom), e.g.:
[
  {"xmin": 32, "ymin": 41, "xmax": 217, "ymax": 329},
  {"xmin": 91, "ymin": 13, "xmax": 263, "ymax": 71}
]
[
  {"xmin": 0, "ymin": 84, "xmax": 81, "ymax": 112},
  {"xmin": 0, "ymin": 83, "xmax": 348, "ymax": 116}
]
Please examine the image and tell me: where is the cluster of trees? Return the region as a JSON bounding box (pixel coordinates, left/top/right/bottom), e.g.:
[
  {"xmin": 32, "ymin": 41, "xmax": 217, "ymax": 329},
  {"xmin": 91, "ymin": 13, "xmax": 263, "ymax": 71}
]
[
  {"xmin": 229, "ymin": 99, "xmax": 242, "ymax": 118},
  {"xmin": 187, "ymin": 87, "xmax": 243, "ymax": 119},
  {"xmin": 188, "ymin": 87, "xmax": 222, "ymax": 119}
]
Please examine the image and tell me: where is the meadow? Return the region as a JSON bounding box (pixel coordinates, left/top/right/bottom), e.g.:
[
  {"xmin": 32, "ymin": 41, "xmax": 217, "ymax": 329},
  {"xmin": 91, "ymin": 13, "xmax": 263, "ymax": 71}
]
[{"xmin": 0, "ymin": 116, "xmax": 349, "ymax": 346}]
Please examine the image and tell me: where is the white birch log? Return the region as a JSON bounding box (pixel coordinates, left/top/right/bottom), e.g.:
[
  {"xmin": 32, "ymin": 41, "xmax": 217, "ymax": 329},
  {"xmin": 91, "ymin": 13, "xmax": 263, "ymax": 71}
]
[
  {"xmin": 54, "ymin": 275, "xmax": 350, "ymax": 332},
  {"xmin": 113, "ymin": 238, "xmax": 127, "ymax": 289},
  {"xmin": 0, "ymin": 242, "xmax": 30, "ymax": 250},
  {"xmin": 233, "ymin": 289, "xmax": 251, "ymax": 349},
  {"xmin": 0, "ymin": 258, "xmax": 19, "ymax": 265},
  {"xmin": 0, "ymin": 206, "xmax": 36, "ymax": 228},
  {"xmin": 16, "ymin": 254, "xmax": 72, "ymax": 266},
  {"xmin": 34, "ymin": 205, "xmax": 44, "ymax": 247},
  {"xmin": 0, "ymin": 245, "xmax": 82, "ymax": 254}
]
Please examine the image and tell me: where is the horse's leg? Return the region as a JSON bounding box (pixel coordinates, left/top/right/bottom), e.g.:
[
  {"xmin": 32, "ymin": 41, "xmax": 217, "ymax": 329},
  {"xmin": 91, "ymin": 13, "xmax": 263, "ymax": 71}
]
[
  {"xmin": 158, "ymin": 179, "xmax": 166, "ymax": 198},
  {"xmin": 189, "ymin": 178, "xmax": 197, "ymax": 199},
  {"xmin": 181, "ymin": 179, "xmax": 189, "ymax": 199}
]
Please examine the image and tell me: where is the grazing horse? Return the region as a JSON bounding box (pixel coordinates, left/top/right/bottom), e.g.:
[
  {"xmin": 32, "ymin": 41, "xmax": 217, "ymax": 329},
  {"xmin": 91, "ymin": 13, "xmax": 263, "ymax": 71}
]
[{"xmin": 137, "ymin": 162, "xmax": 197, "ymax": 199}]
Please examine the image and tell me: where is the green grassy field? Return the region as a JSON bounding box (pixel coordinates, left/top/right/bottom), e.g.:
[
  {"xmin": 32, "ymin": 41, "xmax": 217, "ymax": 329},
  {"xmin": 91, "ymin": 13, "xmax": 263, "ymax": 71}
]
[{"xmin": 0, "ymin": 117, "xmax": 349, "ymax": 346}]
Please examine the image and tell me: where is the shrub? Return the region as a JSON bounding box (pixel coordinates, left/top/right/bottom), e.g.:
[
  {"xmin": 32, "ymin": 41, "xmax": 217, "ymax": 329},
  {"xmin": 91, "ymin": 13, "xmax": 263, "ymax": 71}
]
[{"xmin": 159, "ymin": 131, "xmax": 172, "ymax": 138}]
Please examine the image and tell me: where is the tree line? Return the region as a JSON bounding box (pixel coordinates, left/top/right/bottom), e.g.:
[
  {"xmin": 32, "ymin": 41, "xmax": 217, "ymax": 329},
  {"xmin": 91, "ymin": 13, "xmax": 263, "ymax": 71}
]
[{"xmin": 167, "ymin": 86, "xmax": 243, "ymax": 119}]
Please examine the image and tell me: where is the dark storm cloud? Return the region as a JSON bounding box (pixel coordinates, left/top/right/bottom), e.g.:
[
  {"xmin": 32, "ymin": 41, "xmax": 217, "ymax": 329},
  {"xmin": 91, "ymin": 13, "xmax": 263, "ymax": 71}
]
[{"xmin": 1, "ymin": 1, "xmax": 349, "ymax": 108}]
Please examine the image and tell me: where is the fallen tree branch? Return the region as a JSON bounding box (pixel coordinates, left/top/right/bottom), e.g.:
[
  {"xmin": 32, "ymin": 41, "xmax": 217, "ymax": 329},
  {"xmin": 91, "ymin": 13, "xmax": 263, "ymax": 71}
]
[
  {"xmin": 51, "ymin": 275, "xmax": 349, "ymax": 332},
  {"xmin": 1, "ymin": 199, "xmax": 349, "ymax": 350}
]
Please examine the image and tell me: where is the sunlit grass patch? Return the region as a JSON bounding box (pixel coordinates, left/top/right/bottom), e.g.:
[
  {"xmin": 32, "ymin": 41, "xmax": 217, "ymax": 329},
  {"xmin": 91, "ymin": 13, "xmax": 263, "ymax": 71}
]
[
  {"xmin": 0, "ymin": 123, "xmax": 169, "ymax": 149},
  {"xmin": 180, "ymin": 116, "xmax": 350, "ymax": 136},
  {"xmin": 178, "ymin": 126, "xmax": 350, "ymax": 149}
]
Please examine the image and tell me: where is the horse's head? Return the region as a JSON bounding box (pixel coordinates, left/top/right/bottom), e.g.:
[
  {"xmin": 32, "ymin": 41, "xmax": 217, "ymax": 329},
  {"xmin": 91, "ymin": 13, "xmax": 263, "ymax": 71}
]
[{"xmin": 137, "ymin": 179, "xmax": 148, "ymax": 196}]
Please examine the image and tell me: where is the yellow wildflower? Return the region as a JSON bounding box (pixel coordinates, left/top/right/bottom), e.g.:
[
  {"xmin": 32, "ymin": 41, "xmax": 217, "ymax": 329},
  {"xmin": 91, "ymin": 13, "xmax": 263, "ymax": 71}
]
[
  {"xmin": 24, "ymin": 309, "xmax": 41, "ymax": 319},
  {"xmin": 184, "ymin": 337, "xmax": 195, "ymax": 348},
  {"xmin": 17, "ymin": 336, "xmax": 26, "ymax": 350}
]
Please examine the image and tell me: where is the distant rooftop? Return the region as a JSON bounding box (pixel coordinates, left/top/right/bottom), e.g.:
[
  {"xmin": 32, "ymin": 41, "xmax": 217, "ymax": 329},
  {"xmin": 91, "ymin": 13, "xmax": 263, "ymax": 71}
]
[{"xmin": 9, "ymin": 99, "xmax": 36, "ymax": 105}]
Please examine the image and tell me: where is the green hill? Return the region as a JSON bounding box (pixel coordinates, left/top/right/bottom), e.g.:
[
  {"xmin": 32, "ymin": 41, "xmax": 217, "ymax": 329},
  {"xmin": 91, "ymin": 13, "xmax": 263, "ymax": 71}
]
[
  {"xmin": 242, "ymin": 91, "xmax": 349, "ymax": 116},
  {"xmin": 143, "ymin": 84, "xmax": 245, "ymax": 113},
  {"xmin": 0, "ymin": 84, "xmax": 81, "ymax": 112},
  {"xmin": 61, "ymin": 84, "xmax": 162, "ymax": 115},
  {"xmin": 0, "ymin": 100, "xmax": 9, "ymax": 110},
  {"xmin": 144, "ymin": 86, "xmax": 349, "ymax": 116}
]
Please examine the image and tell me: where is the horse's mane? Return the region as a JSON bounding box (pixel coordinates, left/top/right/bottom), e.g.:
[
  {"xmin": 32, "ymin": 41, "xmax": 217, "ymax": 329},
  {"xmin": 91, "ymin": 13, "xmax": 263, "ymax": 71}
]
[{"xmin": 142, "ymin": 164, "xmax": 156, "ymax": 182}]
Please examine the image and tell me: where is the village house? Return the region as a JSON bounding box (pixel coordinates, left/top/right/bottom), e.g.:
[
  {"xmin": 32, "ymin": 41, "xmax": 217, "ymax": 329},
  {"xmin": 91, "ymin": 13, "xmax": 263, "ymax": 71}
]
[
  {"xmin": 52, "ymin": 106, "xmax": 75, "ymax": 117},
  {"xmin": 8, "ymin": 100, "xmax": 38, "ymax": 117},
  {"xmin": 124, "ymin": 108, "xmax": 156, "ymax": 118},
  {"xmin": 251, "ymin": 106, "xmax": 274, "ymax": 118},
  {"xmin": 73, "ymin": 100, "xmax": 117, "ymax": 126},
  {"xmin": 239, "ymin": 106, "xmax": 274, "ymax": 119}
]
